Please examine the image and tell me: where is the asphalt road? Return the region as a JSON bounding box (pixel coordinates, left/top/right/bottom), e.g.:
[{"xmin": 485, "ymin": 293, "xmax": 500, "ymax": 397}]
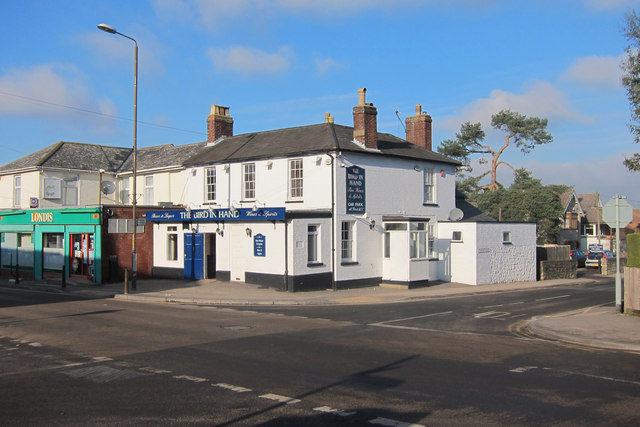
[{"xmin": 1, "ymin": 279, "xmax": 638, "ymax": 426}]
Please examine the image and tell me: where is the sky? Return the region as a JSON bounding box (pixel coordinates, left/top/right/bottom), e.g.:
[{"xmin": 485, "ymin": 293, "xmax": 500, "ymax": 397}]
[{"xmin": 2, "ymin": 0, "xmax": 640, "ymax": 210}]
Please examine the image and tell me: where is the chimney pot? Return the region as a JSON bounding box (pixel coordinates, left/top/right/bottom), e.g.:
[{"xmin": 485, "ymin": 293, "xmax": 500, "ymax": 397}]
[
  {"xmin": 325, "ymin": 112, "xmax": 334, "ymax": 123},
  {"xmin": 358, "ymin": 88, "xmax": 367, "ymax": 106}
]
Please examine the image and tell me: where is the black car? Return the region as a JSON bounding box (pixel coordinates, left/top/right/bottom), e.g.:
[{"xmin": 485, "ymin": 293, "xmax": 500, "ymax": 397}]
[{"xmin": 570, "ymin": 249, "xmax": 587, "ymax": 267}]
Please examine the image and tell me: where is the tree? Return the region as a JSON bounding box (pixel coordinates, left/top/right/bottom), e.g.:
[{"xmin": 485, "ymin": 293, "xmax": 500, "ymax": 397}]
[
  {"xmin": 471, "ymin": 169, "xmax": 565, "ymax": 244},
  {"xmin": 438, "ymin": 110, "xmax": 553, "ymax": 190},
  {"xmin": 621, "ymin": 10, "xmax": 640, "ymax": 171}
]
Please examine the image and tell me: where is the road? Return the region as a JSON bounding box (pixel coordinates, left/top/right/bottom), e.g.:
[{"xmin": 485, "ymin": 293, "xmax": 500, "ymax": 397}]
[{"xmin": 1, "ymin": 278, "xmax": 639, "ymax": 426}]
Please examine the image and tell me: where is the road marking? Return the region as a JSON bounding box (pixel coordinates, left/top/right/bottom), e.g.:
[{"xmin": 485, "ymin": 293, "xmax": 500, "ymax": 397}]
[
  {"xmin": 93, "ymin": 356, "xmax": 113, "ymax": 362},
  {"xmin": 214, "ymin": 382, "xmax": 252, "ymax": 393},
  {"xmin": 28, "ymin": 342, "xmax": 43, "ymax": 347},
  {"xmin": 535, "ymin": 295, "xmax": 570, "ymax": 302},
  {"xmin": 473, "ymin": 311, "xmax": 511, "ymax": 319},
  {"xmin": 510, "ymin": 366, "xmax": 538, "ymax": 373},
  {"xmin": 369, "ymin": 417, "xmax": 425, "ymax": 427},
  {"xmin": 481, "ymin": 304, "xmax": 504, "ymax": 308},
  {"xmin": 371, "ymin": 311, "xmax": 453, "ymax": 326},
  {"xmin": 174, "ymin": 374, "xmax": 208, "ymax": 382},
  {"xmin": 139, "ymin": 366, "xmax": 172, "ymax": 374},
  {"xmin": 313, "ymin": 406, "xmax": 356, "ymax": 417},
  {"xmin": 259, "ymin": 393, "xmax": 301, "ymax": 404},
  {"xmin": 545, "ymin": 368, "xmax": 640, "ymax": 386},
  {"xmin": 63, "ymin": 365, "xmax": 148, "ymax": 383}
]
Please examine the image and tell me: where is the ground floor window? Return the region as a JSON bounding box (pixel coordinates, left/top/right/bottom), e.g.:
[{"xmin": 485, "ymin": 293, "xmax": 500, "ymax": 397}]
[
  {"xmin": 44, "ymin": 233, "xmax": 64, "ymax": 248},
  {"xmin": 341, "ymin": 221, "xmax": 354, "ymax": 262},
  {"xmin": 410, "ymin": 222, "xmax": 428, "ymax": 259},
  {"xmin": 167, "ymin": 226, "xmax": 178, "ymax": 261},
  {"xmin": 307, "ymin": 224, "xmax": 319, "ymax": 264}
]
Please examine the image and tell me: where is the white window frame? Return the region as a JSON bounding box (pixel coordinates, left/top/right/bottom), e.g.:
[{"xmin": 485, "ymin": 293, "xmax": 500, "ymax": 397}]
[
  {"xmin": 167, "ymin": 226, "xmax": 178, "ymax": 261},
  {"xmin": 144, "ymin": 175, "xmax": 154, "ymax": 205},
  {"xmin": 63, "ymin": 176, "xmax": 78, "ymax": 206},
  {"xmin": 452, "ymin": 231, "xmax": 463, "ymax": 242},
  {"xmin": 307, "ymin": 224, "xmax": 320, "ymax": 264},
  {"xmin": 120, "ymin": 177, "xmax": 131, "ymax": 205},
  {"xmin": 13, "ymin": 175, "xmax": 21, "ymax": 207},
  {"xmin": 423, "ymin": 168, "xmax": 436, "ymax": 204},
  {"xmin": 341, "ymin": 221, "xmax": 355, "ymax": 263},
  {"xmin": 205, "ymin": 167, "xmax": 216, "ymax": 203},
  {"xmin": 288, "ymin": 158, "xmax": 303, "ymax": 200},
  {"xmin": 503, "ymin": 231, "xmax": 512, "ymax": 244},
  {"xmin": 428, "ymin": 223, "xmax": 435, "ymax": 257},
  {"xmin": 410, "ymin": 222, "xmax": 429, "ymax": 259},
  {"xmin": 242, "ymin": 163, "xmax": 255, "ymax": 200}
]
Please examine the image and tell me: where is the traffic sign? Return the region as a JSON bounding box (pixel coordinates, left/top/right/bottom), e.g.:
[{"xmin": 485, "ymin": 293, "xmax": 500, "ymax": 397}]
[{"xmin": 602, "ymin": 197, "xmax": 633, "ymax": 228}]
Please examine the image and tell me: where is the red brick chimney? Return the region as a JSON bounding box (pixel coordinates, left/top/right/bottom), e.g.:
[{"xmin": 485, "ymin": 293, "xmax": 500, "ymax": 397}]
[
  {"xmin": 405, "ymin": 104, "xmax": 432, "ymax": 151},
  {"xmin": 207, "ymin": 105, "xmax": 233, "ymax": 143},
  {"xmin": 352, "ymin": 88, "xmax": 377, "ymax": 149}
]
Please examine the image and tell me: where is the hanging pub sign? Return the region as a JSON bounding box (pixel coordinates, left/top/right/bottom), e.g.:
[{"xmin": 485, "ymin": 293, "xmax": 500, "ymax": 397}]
[
  {"xmin": 346, "ymin": 166, "xmax": 365, "ymax": 214},
  {"xmin": 146, "ymin": 207, "xmax": 285, "ymax": 222},
  {"xmin": 254, "ymin": 234, "xmax": 266, "ymax": 257}
]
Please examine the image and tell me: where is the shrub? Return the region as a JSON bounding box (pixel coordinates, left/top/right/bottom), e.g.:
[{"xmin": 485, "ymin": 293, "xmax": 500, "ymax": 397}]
[{"xmin": 627, "ymin": 233, "xmax": 640, "ymax": 268}]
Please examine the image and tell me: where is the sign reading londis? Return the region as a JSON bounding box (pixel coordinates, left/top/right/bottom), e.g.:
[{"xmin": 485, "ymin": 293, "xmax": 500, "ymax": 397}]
[{"xmin": 31, "ymin": 212, "xmax": 54, "ymax": 223}]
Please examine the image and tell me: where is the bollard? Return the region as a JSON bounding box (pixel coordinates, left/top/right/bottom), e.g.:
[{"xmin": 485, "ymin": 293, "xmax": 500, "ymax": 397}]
[
  {"xmin": 61, "ymin": 265, "xmax": 66, "ymax": 289},
  {"xmin": 124, "ymin": 269, "xmax": 129, "ymax": 295}
]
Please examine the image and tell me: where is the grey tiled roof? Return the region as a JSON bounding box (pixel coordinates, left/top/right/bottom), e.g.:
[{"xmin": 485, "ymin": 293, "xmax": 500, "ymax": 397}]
[
  {"xmin": 0, "ymin": 141, "xmax": 132, "ymax": 173},
  {"xmin": 183, "ymin": 123, "xmax": 460, "ymax": 166},
  {"xmin": 118, "ymin": 142, "xmax": 207, "ymax": 172}
]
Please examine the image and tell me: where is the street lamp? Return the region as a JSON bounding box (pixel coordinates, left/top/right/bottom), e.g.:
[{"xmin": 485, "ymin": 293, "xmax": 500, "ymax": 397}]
[{"xmin": 98, "ymin": 23, "xmax": 138, "ymax": 292}]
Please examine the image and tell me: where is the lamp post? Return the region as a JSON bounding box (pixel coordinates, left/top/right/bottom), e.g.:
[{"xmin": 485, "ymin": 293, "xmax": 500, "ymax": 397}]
[{"xmin": 98, "ymin": 23, "xmax": 138, "ymax": 291}]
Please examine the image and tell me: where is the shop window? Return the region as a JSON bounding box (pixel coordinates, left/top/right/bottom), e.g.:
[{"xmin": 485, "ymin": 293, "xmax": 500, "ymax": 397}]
[
  {"xmin": 167, "ymin": 226, "xmax": 178, "ymax": 261},
  {"xmin": 205, "ymin": 167, "xmax": 216, "ymax": 202},
  {"xmin": 13, "ymin": 176, "xmax": 21, "ymax": 207},
  {"xmin": 289, "ymin": 159, "xmax": 303, "ymax": 200},
  {"xmin": 243, "ymin": 163, "xmax": 255, "ymax": 200},
  {"xmin": 120, "ymin": 178, "xmax": 130, "ymax": 205},
  {"xmin": 144, "ymin": 176, "xmax": 154, "ymax": 205},
  {"xmin": 307, "ymin": 224, "xmax": 319, "ymax": 264},
  {"xmin": 108, "ymin": 218, "xmax": 143, "ymax": 234},
  {"xmin": 423, "ymin": 168, "xmax": 436, "ymax": 204},
  {"xmin": 341, "ymin": 221, "xmax": 355, "ymax": 263},
  {"xmin": 63, "ymin": 176, "xmax": 78, "ymax": 206},
  {"xmin": 44, "ymin": 233, "xmax": 64, "ymax": 248}
]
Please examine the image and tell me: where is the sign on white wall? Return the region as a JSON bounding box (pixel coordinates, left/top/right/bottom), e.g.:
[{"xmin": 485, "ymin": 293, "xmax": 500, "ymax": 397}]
[
  {"xmin": 43, "ymin": 178, "xmax": 61, "ymax": 199},
  {"xmin": 346, "ymin": 166, "xmax": 365, "ymax": 214}
]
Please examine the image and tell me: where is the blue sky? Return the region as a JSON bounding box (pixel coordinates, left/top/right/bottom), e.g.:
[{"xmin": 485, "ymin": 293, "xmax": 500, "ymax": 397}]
[{"xmin": 2, "ymin": 0, "xmax": 640, "ymax": 209}]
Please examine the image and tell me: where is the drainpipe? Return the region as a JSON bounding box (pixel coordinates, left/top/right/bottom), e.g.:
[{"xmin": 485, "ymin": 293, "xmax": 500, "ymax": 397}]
[{"xmin": 284, "ymin": 220, "xmax": 289, "ymax": 291}]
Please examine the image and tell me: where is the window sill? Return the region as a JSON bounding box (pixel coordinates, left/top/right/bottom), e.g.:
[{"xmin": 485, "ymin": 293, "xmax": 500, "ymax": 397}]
[
  {"xmin": 285, "ymin": 199, "xmax": 304, "ymax": 203},
  {"xmin": 307, "ymin": 262, "xmax": 324, "ymax": 268},
  {"xmin": 422, "ymin": 203, "xmax": 439, "ymax": 207},
  {"xmin": 410, "ymin": 257, "xmax": 438, "ymax": 262},
  {"xmin": 340, "ymin": 261, "xmax": 358, "ymax": 266},
  {"xmin": 502, "ymin": 242, "xmax": 513, "ymax": 245}
]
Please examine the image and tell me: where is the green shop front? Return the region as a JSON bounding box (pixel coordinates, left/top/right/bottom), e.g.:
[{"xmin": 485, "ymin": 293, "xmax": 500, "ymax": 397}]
[{"xmin": 0, "ymin": 208, "xmax": 103, "ymax": 283}]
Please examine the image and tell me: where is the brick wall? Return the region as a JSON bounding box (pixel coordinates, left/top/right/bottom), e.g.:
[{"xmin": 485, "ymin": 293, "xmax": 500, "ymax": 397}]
[{"xmin": 539, "ymin": 259, "xmax": 577, "ymax": 280}]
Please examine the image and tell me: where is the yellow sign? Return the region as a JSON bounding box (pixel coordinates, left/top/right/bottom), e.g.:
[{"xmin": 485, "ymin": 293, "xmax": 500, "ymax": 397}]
[{"xmin": 31, "ymin": 212, "xmax": 54, "ymax": 223}]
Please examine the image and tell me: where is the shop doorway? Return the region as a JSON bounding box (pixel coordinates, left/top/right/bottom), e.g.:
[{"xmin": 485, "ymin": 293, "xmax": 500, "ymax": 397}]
[
  {"xmin": 184, "ymin": 232, "xmax": 204, "ymax": 280},
  {"xmin": 69, "ymin": 233, "xmax": 94, "ymax": 279},
  {"xmin": 206, "ymin": 233, "xmax": 216, "ymax": 279}
]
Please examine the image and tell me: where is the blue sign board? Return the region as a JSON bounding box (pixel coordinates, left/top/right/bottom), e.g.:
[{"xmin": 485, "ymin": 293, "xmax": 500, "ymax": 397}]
[
  {"xmin": 346, "ymin": 166, "xmax": 365, "ymax": 214},
  {"xmin": 254, "ymin": 234, "xmax": 266, "ymax": 257},
  {"xmin": 146, "ymin": 207, "xmax": 285, "ymax": 222}
]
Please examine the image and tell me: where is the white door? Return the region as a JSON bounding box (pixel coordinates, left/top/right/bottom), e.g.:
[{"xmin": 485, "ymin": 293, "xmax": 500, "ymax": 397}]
[
  {"xmin": 382, "ymin": 224, "xmax": 409, "ymax": 282},
  {"xmin": 230, "ymin": 225, "xmax": 246, "ymax": 281}
]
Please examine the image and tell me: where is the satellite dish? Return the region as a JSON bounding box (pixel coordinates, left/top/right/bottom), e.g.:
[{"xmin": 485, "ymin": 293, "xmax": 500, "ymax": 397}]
[
  {"xmin": 101, "ymin": 180, "xmax": 116, "ymax": 195},
  {"xmin": 448, "ymin": 208, "xmax": 464, "ymax": 221}
]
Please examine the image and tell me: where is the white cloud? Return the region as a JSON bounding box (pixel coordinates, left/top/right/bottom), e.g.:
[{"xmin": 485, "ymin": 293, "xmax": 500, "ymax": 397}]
[
  {"xmin": 0, "ymin": 64, "xmax": 111, "ymax": 118},
  {"xmin": 207, "ymin": 45, "xmax": 293, "ymax": 75},
  {"xmin": 562, "ymin": 55, "xmax": 623, "ymax": 89},
  {"xmin": 441, "ymin": 81, "xmax": 589, "ymax": 131},
  {"xmin": 315, "ymin": 57, "xmax": 344, "ymax": 75}
]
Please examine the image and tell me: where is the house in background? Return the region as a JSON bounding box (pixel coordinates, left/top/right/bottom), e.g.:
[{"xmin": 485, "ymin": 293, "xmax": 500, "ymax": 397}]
[{"xmin": 558, "ymin": 189, "xmax": 614, "ymax": 252}]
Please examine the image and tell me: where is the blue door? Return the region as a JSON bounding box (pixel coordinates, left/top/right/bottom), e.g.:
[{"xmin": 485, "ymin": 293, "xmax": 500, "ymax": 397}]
[{"xmin": 184, "ymin": 232, "xmax": 204, "ymax": 280}]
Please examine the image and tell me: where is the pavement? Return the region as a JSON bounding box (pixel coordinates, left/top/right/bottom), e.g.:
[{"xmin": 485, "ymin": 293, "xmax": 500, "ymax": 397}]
[{"xmin": 1, "ymin": 274, "xmax": 639, "ymax": 354}]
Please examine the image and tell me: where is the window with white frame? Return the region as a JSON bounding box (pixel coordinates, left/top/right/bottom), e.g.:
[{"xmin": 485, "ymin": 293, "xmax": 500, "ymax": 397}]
[
  {"xmin": 144, "ymin": 175, "xmax": 154, "ymax": 205},
  {"xmin": 410, "ymin": 222, "xmax": 428, "ymax": 259},
  {"xmin": 108, "ymin": 218, "xmax": 143, "ymax": 234},
  {"xmin": 13, "ymin": 176, "xmax": 21, "ymax": 207},
  {"xmin": 289, "ymin": 158, "xmax": 303, "ymax": 199},
  {"xmin": 503, "ymin": 231, "xmax": 512, "ymax": 244},
  {"xmin": 167, "ymin": 226, "xmax": 178, "ymax": 261},
  {"xmin": 120, "ymin": 178, "xmax": 130, "ymax": 205},
  {"xmin": 423, "ymin": 168, "xmax": 436, "ymax": 204},
  {"xmin": 428, "ymin": 223, "xmax": 435, "ymax": 257},
  {"xmin": 307, "ymin": 224, "xmax": 319, "ymax": 264},
  {"xmin": 452, "ymin": 231, "xmax": 463, "ymax": 242},
  {"xmin": 205, "ymin": 167, "xmax": 216, "ymax": 202},
  {"xmin": 341, "ymin": 221, "xmax": 355, "ymax": 262},
  {"xmin": 242, "ymin": 163, "xmax": 255, "ymax": 200},
  {"xmin": 63, "ymin": 176, "xmax": 78, "ymax": 206}
]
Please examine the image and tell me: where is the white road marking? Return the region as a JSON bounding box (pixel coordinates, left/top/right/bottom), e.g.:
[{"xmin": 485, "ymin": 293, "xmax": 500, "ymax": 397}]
[
  {"xmin": 481, "ymin": 304, "xmax": 504, "ymax": 308},
  {"xmin": 173, "ymin": 374, "xmax": 208, "ymax": 382},
  {"xmin": 92, "ymin": 356, "xmax": 113, "ymax": 362},
  {"xmin": 313, "ymin": 406, "xmax": 357, "ymax": 417},
  {"xmin": 510, "ymin": 366, "xmax": 538, "ymax": 373},
  {"xmin": 63, "ymin": 365, "xmax": 148, "ymax": 383},
  {"xmin": 536, "ymin": 295, "xmax": 571, "ymax": 302},
  {"xmin": 545, "ymin": 368, "xmax": 640, "ymax": 386},
  {"xmin": 214, "ymin": 382, "xmax": 252, "ymax": 393},
  {"xmin": 473, "ymin": 311, "xmax": 511, "ymax": 319},
  {"xmin": 139, "ymin": 367, "xmax": 172, "ymax": 374},
  {"xmin": 371, "ymin": 311, "xmax": 453, "ymax": 326},
  {"xmin": 259, "ymin": 393, "xmax": 301, "ymax": 404},
  {"xmin": 369, "ymin": 417, "xmax": 425, "ymax": 427},
  {"xmin": 28, "ymin": 342, "xmax": 43, "ymax": 347}
]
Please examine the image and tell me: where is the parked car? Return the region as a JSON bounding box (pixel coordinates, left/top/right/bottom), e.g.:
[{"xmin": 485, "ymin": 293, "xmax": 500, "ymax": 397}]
[
  {"xmin": 570, "ymin": 249, "xmax": 587, "ymax": 267},
  {"xmin": 585, "ymin": 250, "xmax": 615, "ymax": 269}
]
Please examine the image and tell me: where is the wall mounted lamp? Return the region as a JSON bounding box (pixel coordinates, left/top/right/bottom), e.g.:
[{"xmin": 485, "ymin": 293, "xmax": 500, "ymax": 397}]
[
  {"xmin": 369, "ymin": 219, "xmax": 376, "ymax": 230},
  {"xmin": 245, "ymin": 227, "xmax": 252, "ymax": 237},
  {"xmin": 216, "ymin": 228, "xmax": 224, "ymax": 237}
]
